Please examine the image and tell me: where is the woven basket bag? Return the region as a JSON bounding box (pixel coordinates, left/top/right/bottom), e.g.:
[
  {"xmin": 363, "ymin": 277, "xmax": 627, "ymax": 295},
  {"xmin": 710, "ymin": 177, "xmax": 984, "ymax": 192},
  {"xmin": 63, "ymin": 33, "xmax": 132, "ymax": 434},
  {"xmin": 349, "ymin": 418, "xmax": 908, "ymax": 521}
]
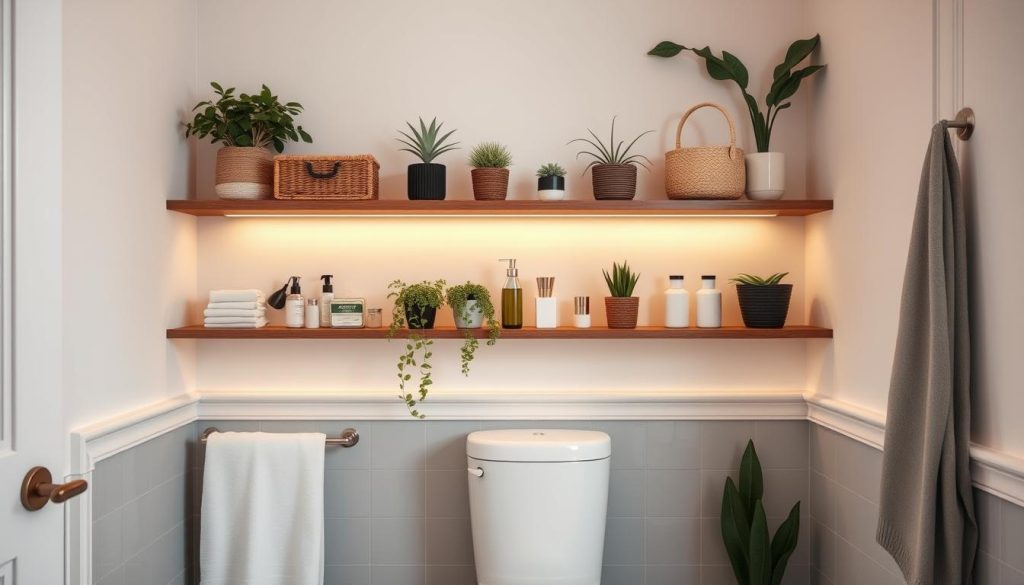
[{"xmin": 665, "ymin": 102, "xmax": 745, "ymax": 200}]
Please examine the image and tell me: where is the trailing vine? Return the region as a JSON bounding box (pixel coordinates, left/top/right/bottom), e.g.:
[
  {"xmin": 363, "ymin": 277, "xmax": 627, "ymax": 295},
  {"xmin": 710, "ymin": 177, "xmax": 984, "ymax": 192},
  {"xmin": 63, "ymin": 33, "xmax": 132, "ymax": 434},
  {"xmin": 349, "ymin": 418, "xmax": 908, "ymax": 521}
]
[
  {"xmin": 445, "ymin": 282, "xmax": 500, "ymax": 375},
  {"xmin": 387, "ymin": 279, "xmax": 445, "ymax": 418}
]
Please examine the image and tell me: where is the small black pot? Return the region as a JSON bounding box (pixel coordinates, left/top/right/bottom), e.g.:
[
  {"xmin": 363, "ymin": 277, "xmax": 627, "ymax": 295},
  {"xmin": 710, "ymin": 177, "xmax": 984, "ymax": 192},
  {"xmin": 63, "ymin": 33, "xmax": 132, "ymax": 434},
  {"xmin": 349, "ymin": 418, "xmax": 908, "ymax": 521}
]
[
  {"xmin": 538, "ymin": 175, "xmax": 565, "ymax": 190},
  {"xmin": 736, "ymin": 284, "xmax": 793, "ymax": 328},
  {"xmin": 404, "ymin": 303, "xmax": 437, "ymax": 329},
  {"xmin": 407, "ymin": 163, "xmax": 446, "ymax": 200}
]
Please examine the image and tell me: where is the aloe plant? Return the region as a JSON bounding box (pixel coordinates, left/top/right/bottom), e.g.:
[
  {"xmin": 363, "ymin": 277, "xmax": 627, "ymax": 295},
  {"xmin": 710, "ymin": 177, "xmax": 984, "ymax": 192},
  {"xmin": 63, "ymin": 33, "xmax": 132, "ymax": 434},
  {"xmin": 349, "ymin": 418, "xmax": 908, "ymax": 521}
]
[
  {"xmin": 721, "ymin": 440, "xmax": 800, "ymax": 585},
  {"xmin": 730, "ymin": 272, "xmax": 789, "ymax": 286},
  {"xmin": 396, "ymin": 117, "xmax": 459, "ymax": 163},
  {"xmin": 648, "ymin": 35, "xmax": 824, "ymax": 152},
  {"xmin": 602, "ymin": 261, "xmax": 640, "ymax": 297},
  {"xmin": 569, "ymin": 117, "xmax": 653, "ymax": 175}
]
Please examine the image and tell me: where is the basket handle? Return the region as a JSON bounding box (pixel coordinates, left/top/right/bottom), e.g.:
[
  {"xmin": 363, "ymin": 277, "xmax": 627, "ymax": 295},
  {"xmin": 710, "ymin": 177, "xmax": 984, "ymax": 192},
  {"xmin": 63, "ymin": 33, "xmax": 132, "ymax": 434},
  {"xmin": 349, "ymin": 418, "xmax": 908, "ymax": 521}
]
[
  {"xmin": 305, "ymin": 161, "xmax": 342, "ymax": 179},
  {"xmin": 675, "ymin": 102, "xmax": 741, "ymax": 160}
]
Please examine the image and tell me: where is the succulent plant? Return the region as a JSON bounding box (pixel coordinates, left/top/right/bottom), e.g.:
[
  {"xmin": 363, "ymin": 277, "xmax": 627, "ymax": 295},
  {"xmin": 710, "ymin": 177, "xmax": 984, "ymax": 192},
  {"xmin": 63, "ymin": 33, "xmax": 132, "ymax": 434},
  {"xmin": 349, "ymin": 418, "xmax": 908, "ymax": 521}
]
[
  {"xmin": 397, "ymin": 117, "xmax": 459, "ymax": 164},
  {"xmin": 536, "ymin": 163, "xmax": 567, "ymax": 178},
  {"xmin": 730, "ymin": 272, "xmax": 789, "ymax": 286},
  {"xmin": 569, "ymin": 117, "xmax": 653, "ymax": 175},
  {"xmin": 469, "ymin": 142, "xmax": 513, "ymax": 168},
  {"xmin": 602, "ymin": 261, "xmax": 640, "ymax": 297}
]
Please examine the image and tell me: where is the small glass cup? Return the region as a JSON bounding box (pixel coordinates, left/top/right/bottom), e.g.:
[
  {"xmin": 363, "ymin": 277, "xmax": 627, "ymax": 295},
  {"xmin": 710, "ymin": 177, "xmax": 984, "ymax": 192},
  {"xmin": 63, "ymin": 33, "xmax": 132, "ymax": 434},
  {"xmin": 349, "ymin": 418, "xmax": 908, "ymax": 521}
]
[{"xmin": 367, "ymin": 308, "xmax": 383, "ymax": 328}]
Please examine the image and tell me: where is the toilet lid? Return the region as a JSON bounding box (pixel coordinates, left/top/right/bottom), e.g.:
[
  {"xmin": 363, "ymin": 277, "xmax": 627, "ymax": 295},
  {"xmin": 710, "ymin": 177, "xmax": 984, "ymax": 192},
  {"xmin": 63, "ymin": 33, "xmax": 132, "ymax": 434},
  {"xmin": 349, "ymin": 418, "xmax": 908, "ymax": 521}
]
[{"xmin": 466, "ymin": 429, "xmax": 611, "ymax": 462}]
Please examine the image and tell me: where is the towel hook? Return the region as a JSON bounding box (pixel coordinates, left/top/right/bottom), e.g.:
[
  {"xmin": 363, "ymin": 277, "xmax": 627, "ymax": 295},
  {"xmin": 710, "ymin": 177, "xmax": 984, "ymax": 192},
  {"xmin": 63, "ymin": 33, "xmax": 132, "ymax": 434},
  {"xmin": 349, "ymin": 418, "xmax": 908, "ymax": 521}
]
[{"xmin": 943, "ymin": 107, "xmax": 975, "ymax": 141}]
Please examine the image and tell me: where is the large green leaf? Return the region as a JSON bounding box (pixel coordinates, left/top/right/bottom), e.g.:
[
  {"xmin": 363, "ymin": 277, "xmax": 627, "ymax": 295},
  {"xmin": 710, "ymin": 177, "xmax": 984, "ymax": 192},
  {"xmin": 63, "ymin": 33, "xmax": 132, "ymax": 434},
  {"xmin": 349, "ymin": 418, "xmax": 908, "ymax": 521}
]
[
  {"xmin": 770, "ymin": 502, "xmax": 801, "ymax": 585},
  {"xmin": 723, "ymin": 51, "xmax": 749, "ymax": 89},
  {"xmin": 648, "ymin": 41, "xmax": 685, "ymax": 57},
  {"xmin": 739, "ymin": 440, "xmax": 764, "ymax": 518},
  {"xmin": 748, "ymin": 501, "xmax": 772, "ymax": 585},
  {"xmin": 772, "ymin": 34, "xmax": 821, "ymax": 80},
  {"xmin": 767, "ymin": 65, "xmax": 825, "ymax": 106},
  {"xmin": 721, "ymin": 478, "xmax": 751, "ymax": 585},
  {"xmin": 692, "ymin": 46, "xmax": 734, "ymax": 81}
]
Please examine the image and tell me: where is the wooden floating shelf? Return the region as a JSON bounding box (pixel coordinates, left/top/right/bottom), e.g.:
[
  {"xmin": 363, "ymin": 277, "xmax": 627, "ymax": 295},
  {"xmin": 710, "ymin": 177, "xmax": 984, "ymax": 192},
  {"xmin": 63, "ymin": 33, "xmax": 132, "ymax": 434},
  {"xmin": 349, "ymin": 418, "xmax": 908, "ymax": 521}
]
[
  {"xmin": 165, "ymin": 199, "xmax": 832, "ymax": 218},
  {"xmin": 167, "ymin": 325, "xmax": 833, "ymax": 340}
]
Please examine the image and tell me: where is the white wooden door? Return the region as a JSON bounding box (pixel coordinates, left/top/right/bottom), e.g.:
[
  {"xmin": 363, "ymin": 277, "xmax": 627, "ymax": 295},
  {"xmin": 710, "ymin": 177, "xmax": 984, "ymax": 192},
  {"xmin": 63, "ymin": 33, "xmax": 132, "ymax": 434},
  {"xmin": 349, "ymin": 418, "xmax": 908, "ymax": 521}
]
[{"xmin": 0, "ymin": 0, "xmax": 68, "ymax": 584}]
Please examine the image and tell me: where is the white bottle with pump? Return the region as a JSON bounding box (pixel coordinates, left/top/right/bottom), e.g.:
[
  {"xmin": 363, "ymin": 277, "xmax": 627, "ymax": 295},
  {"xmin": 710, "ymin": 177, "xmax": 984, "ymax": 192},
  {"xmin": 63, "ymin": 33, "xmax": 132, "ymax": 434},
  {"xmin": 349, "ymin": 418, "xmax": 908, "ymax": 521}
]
[
  {"xmin": 664, "ymin": 275, "xmax": 690, "ymax": 328},
  {"xmin": 320, "ymin": 275, "xmax": 334, "ymax": 327},
  {"xmin": 285, "ymin": 276, "xmax": 305, "ymax": 328},
  {"xmin": 696, "ymin": 275, "xmax": 722, "ymax": 328}
]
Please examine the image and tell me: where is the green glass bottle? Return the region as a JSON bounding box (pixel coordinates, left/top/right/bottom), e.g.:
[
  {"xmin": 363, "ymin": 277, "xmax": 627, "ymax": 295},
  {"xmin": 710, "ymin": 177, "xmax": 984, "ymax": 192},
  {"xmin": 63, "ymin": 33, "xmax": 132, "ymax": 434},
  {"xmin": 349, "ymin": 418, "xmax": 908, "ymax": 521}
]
[{"xmin": 499, "ymin": 258, "xmax": 523, "ymax": 329}]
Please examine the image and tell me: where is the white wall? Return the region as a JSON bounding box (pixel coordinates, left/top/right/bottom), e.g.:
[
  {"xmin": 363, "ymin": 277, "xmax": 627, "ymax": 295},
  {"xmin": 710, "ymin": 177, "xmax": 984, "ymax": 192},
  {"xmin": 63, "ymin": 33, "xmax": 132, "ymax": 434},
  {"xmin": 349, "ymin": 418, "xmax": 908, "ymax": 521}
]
[
  {"xmin": 61, "ymin": 0, "xmax": 198, "ymax": 430},
  {"xmin": 189, "ymin": 0, "xmax": 821, "ymax": 396}
]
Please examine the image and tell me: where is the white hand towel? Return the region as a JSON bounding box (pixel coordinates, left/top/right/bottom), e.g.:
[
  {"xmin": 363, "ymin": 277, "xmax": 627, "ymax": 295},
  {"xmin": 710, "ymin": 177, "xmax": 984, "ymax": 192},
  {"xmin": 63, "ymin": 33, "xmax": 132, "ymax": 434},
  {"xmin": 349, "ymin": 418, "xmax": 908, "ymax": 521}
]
[
  {"xmin": 203, "ymin": 319, "xmax": 268, "ymax": 329},
  {"xmin": 204, "ymin": 308, "xmax": 267, "ymax": 318},
  {"xmin": 204, "ymin": 316, "xmax": 266, "ymax": 325},
  {"xmin": 209, "ymin": 289, "xmax": 265, "ymax": 303},
  {"xmin": 207, "ymin": 301, "xmax": 265, "ymax": 310},
  {"xmin": 201, "ymin": 432, "xmax": 326, "ymax": 585}
]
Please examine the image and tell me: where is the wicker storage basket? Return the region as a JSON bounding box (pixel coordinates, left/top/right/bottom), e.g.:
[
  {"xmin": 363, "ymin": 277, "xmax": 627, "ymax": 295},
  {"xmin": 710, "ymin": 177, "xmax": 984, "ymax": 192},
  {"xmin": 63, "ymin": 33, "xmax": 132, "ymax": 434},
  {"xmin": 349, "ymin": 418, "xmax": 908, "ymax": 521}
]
[
  {"xmin": 665, "ymin": 102, "xmax": 745, "ymax": 200},
  {"xmin": 274, "ymin": 154, "xmax": 380, "ymax": 200}
]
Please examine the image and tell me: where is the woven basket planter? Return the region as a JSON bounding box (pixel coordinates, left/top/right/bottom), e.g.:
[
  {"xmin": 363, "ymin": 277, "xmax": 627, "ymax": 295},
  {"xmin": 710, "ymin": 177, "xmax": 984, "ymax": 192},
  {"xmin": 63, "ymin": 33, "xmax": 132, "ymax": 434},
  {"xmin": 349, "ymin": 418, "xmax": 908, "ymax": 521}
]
[
  {"xmin": 592, "ymin": 164, "xmax": 638, "ymax": 200},
  {"xmin": 605, "ymin": 297, "xmax": 639, "ymax": 329},
  {"xmin": 274, "ymin": 154, "xmax": 379, "ymax": 200},
  {"xmin": 215, "ymin": 147, "xmax": 274, "ymax": 200},
  {"xmin": 736, "ymin": 284, "xmax": 792, "ymax": 328},
  {"xmin": 471, "ymin": 168, "xmax": 510, "ymax": 200},
  {"xmin": 665, "ymin": 102, "xmax": 745, "ymax": 200}
]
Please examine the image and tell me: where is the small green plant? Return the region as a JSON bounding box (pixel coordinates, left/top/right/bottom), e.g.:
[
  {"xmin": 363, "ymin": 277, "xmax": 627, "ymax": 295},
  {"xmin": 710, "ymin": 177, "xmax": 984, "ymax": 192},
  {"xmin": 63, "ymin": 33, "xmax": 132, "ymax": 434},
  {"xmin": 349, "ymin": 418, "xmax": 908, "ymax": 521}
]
[
  {"xmin": 569, "ymin": 117, "xmax": 653, "ymax": 175},
  {"xmin": 396, "ymin": 117, "xmax": 459, "ymax": 164},
  {"xmin": 386, "ymin": 279, "xmax": 447, "ymax": 418},
  {"xmin": 602, "ymin": 261, "xmax": 640, "ymax": 297},
  {"xmin": 721, "ymin": 440, "xmax": 800, "ymax": 585},
  {"xmin": 469, "ymin": 142, "xmax": 513, "ymax": 168},
  {"xmin": 445, "ymin": 282, "xmax": 500, "ymax": 375},
  {"xmin": 536, "ymin": 163, "xmax": 567, "ymax": 178},
  {"xmin": 184, "ymin": 82, "xmax": 312, "ymax": 152},
  {"xmin": 648, "ymin": 36, "xmax": 824, "ymax": 152},
  {"xmin": 730, "ymin": 272, "xmax": 789, "ymax": 286}
]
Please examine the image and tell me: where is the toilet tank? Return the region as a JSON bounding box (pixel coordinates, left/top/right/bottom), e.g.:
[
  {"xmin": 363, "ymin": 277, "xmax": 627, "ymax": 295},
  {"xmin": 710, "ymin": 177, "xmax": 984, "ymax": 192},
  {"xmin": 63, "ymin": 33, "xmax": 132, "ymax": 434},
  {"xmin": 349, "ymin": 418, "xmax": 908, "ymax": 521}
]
[{"xmin": 466, "ymin": 429, "xmax": 611, "ymax": 585}]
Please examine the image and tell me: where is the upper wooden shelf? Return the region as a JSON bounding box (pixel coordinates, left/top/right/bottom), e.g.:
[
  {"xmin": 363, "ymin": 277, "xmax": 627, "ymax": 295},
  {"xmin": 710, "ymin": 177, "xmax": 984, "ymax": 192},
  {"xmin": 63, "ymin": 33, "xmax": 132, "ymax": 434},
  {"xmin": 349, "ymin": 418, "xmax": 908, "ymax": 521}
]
[
  {"xmin": 165, "ymin": 199, "xmax": 833, "ymax": 218},
  {"xmin": 167, "ymin": 325, "xmax": 833, "ymax": 340}
]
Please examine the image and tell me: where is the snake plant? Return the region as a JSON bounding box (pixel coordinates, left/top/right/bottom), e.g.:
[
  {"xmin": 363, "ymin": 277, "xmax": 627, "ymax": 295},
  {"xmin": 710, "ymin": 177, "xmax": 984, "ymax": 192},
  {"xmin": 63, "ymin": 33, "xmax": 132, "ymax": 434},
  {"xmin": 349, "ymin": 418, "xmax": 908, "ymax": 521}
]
[
  {"xmin": 396, "ymin": 117, "xmax": 459, "ymax": 164},
  {"xmin": 602, "ymin": 261, "xmax": 640, "ymax": 297}
]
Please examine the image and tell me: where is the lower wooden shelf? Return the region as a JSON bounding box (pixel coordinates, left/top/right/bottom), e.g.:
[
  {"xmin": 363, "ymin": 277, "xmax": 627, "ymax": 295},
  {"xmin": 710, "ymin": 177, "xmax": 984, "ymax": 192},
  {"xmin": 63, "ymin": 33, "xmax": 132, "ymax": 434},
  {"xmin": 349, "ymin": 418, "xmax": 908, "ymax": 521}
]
[{"xmin": 166, "ymin": 325, "xmax": 832, "ymax": 340}]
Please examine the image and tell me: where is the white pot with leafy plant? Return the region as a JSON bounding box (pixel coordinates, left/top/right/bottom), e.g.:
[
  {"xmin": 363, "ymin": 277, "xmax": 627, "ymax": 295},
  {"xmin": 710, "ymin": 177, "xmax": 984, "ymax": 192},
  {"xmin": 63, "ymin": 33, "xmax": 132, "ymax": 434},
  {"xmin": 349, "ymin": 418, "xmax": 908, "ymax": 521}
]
[
  {"xmin": 603, "ymin": 261, "xmax": 641, "ymax": 329},
  {"xmin": 397, "ymin": 117, "xmax": 459, "ymax": 200},
  {"xmin": 469, "ymin": 142, "xmax": 512, "ymax": 200},
  {"xmin": 386, "ymin": 279, "xmax": 446, "ymax": 418},
  {"xmin": 536, "ymin": 163, "xmax": 567, "ymax": 201},
  {"xmin": 184, "ymin": 82, "xmax": 312, "ymax": 200},
  {"xmin": 570, "ymin": 117, "xmax": 653, "ymax": 200},
  {"xmin": 649, "ymin": 36, "xmax": 825, "ymax": 200},
  {"xmin": 720, "ymin": 440, "xmax": 801, "ymax": 585},
  {"xmin": 446, "ymin": 282, "xmax": 500, "ymax": 376}
]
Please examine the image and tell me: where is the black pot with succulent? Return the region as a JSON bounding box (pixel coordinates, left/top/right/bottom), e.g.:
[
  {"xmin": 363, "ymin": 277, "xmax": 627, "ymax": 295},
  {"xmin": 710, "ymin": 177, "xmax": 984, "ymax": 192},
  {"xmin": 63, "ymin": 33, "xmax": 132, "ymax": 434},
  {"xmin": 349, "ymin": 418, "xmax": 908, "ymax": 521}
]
[
  {"xmin": 386, "ymin": 279, "xmax": 447, "ymax": 418},
  {"xmin": 536, "ymin": 163, "xmax": 567, "ymax": 201},
  {"xmin": 731, "ymin": 272, "xmax": 793, "ymax": 328},
  {"xmin": 570, "ymin": 117, "xmax": 652, "ymax": 200},
  {"xmin": 397, "ymin": 117, "xmax": 459, "ymax": 200},
  {"xmin": 445, "ymin": 282, "xmax": 500, "ymax": 376}
]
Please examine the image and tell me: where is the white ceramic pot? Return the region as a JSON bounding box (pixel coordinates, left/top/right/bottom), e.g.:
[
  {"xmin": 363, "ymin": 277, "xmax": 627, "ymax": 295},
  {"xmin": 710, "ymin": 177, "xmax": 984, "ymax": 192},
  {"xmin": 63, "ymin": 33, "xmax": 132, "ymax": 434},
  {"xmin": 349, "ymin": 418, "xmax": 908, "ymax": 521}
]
[
  {"xmin": 538, "ymin": 189, "xmax": 566, "ymax": 201},
  {"xmin": 744, "ymin": 152, "xmax": 785, "ymax": 200},
  {"xmin": 454, "ymin": 299, "xmax": 484, "ymax": 329}
]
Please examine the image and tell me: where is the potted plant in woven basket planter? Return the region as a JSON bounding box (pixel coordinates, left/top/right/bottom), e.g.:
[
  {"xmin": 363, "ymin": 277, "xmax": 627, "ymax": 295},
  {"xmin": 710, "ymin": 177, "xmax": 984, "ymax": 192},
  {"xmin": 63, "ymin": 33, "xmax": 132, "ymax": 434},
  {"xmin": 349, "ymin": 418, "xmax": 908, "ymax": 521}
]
[
  {"xmin": 386, "ymin": 279, "xmax": 447, "ymax": 418},
  {"xmin": 731, "ymin": 272, "xmax": 792, "ymax": 328},
  {"xmin": 184, "ymin": 82, "xmax": 312, "ymax": 199},
  {"xmin": 446, "ymin": 282, "xmax": 500, "ymax": 375},
  {"xmin": 469, "ymin": 142, "xmax": 513, "ymax": 200},
  {"xmin": 649, "ymin": 36, "xmax": 825, "ymax": 200},
  {"xmin": 570, "ymin": 117, "xmax": 652, "ymax": 200},
  {"xmin": 603, "ymin": 261, "xmax": 641, "ymax": 329},
  {"xmin": 397, "ymin": 117, "xmax": 459, "ymax": 200},
  {"xmin": 536, "ymin": 163, "xmax": 567, "ymax": 201}
]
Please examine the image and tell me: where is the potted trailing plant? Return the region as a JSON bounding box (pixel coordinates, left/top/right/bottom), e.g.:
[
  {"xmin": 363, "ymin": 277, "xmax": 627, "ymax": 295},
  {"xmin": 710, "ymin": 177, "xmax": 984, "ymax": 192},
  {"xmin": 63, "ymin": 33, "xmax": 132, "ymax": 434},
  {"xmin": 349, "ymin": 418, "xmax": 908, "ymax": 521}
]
[
  {"xmin": 469, "ymin": 142, "xmax": 513, "ymax": 200},
  {"xmin": 648, "ymin": 35, "xmax": 825, "ymax": 200},
  {"xmin": 730, "ymin": 273, "xmax": 792, "ymax": 328},
  {"xmin": 386, "ymin": 279, "xmax": 446, "ymax": 418},
  {"xmin": 721, "ymin": 440, "xmax": 800, "ymax": 585},
  {"xmin": 397, "ymin": 117, "xmax": 459, "ymax": 200},
  {"xmin": 184, "ymin": 82, "xmax": 312, "ymax": 200},
  {"xmin": 445, "ymin": 282, "xmax": 500, "ymax": 375},
  {"xmin": 602, "ymin": 261, "xmax": 641, "ymax": 329},
  {"xmin": 536, "ymin": 163, "xmax": 567, "ymax": 201},
  {"xmin": 569, "ymin": 117, "xmax": 653, "ymax": 200}
]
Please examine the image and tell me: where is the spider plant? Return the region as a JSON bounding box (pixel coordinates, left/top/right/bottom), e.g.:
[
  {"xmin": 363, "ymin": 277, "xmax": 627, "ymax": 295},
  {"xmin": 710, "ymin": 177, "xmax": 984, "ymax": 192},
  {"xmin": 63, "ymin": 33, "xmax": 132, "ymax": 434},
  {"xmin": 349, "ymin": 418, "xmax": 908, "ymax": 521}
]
[
  {"xmin": 730, "ymin": 272, "xmax": 789, "ymax": 286},
  {"xmin": 603, "ymin": 261, "xmax": 641, "ymax": 297},
  {"xmin": 396, "ymin": 117, "xmax": 459, "ymax": 163},
  {"xmin": 569, "ymin": 117, "xmax": 653, "ymax": 175}
]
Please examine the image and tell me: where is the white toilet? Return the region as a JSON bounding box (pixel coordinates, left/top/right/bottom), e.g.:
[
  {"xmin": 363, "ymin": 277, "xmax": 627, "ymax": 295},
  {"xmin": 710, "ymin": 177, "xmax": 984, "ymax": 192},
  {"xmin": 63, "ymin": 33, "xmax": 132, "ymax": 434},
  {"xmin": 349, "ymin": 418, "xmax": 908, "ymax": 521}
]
[{"xmin": 466, "ymin": 429, "xmax": 611, "ymax": 585}]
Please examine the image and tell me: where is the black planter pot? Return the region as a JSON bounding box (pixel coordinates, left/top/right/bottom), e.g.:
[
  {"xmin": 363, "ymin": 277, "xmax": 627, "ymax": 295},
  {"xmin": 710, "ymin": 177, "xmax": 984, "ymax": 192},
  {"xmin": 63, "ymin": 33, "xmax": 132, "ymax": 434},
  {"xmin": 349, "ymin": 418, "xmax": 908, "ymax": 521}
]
[
  {"xmin": 407, "ymin": 163, "xmax": 446, "ymax": 200},
  {"xmin": 736, "ymin": 284, "xmax": 793, "ymax": 328},
  {"xmin": 404, "ymin": 303, "xmax": 437, "ymax": 329},
  {"xmin": 537, "ymin": 175, "xmax": 565, "ymax": 190}
]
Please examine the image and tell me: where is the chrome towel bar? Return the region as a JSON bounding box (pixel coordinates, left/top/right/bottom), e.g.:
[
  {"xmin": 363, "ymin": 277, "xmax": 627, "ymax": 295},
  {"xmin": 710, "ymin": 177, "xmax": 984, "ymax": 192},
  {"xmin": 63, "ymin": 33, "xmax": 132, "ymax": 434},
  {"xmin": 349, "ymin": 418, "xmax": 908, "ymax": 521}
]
[{"xmin": 200, "ymin": 426, "xmax": 360, "ymax": 448}]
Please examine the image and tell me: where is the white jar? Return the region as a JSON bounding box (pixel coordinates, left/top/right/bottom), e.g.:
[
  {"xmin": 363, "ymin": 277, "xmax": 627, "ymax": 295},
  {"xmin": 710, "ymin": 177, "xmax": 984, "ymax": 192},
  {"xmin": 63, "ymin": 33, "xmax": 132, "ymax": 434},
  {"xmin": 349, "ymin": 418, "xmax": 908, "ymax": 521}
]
[
  {"xmin": 696, "ymin": 275, "xmax": 721, "ymax": 328},
  {"xmin": 305, "ymin": 298, "xmax": 320, "ymax": 329},
  {"xmin": 536, "ymin": 297, "xmax": 558, "ymax": 328},
  {"xmin": 664, "ymin": 275, "xmax": 689, "ymax": 328}
]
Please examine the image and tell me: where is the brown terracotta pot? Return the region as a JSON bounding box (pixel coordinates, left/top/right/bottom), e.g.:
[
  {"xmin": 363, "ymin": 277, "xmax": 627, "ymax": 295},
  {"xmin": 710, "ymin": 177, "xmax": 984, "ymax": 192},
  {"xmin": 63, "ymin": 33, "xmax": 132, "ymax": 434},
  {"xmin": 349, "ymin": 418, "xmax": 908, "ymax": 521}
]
[
  {"xmin": 605, "ymin": 296, "xmax": 639, "ymax": 329},
  {"xmin": 215, "ymin": 146, "xmax": 274, "ymax": 200},
  {"xmin": 591, "ymin": 164, "xmax": 638, "ymax": 200},
  {"xmin": 471, "ymin": 168, "xmax": 510, "ymax": 200}
]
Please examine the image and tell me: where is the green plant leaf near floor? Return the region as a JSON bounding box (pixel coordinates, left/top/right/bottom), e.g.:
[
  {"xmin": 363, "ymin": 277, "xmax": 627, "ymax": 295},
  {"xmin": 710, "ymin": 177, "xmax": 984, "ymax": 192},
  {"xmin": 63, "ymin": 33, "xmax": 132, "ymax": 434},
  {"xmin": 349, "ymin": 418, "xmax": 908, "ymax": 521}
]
[
  {"xmin": 569, "ymin": 117, "xmax": 653, "ymax": 175},
  {"xmin": 184, "ymin": 82, "xmax": 313, "ymax": 152},
  {"xmin": 721, "ymin": 440, "xmax": 801, "ymax": 585},
  {"xmin": 648, "ymin": 35, "xmax": 824, "ymax": 152},
  {"xmin": 445, "ymin": 282, "xmax": 500, "ymax": 376},
  {"xmin": 469, "ymin": 142, "xmax": 513, "ymax": 168},
  {"xmin": 730, "ymin": 272, "xmax": 789, "ymax": 286},
  {"xmin": 603, "ymin": 261, "xmax": 640, "ymax": 297},
  {"xmin": 386, "ymin": 279, "xmax": 446, "ymax": 418},
  {"xmin": 396, "ymin": 117, "xmax": 459, "ymax": 164}
]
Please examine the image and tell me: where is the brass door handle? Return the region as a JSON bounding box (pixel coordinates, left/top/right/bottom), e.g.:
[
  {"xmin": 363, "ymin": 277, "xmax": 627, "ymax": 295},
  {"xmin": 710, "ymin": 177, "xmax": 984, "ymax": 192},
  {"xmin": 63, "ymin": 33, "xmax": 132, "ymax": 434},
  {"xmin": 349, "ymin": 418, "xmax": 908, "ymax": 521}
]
[{"xmin": 21, "ymin": 466, "xmax": 89, "ymax": 511}]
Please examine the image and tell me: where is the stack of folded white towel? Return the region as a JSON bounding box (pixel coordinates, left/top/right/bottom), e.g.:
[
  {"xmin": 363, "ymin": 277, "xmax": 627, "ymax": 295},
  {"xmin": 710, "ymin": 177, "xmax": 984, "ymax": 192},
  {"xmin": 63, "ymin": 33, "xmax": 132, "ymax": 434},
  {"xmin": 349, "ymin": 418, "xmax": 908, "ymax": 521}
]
[{"xmin": 204, "ymin": 289, "xmax": 267, "ymax": 328}]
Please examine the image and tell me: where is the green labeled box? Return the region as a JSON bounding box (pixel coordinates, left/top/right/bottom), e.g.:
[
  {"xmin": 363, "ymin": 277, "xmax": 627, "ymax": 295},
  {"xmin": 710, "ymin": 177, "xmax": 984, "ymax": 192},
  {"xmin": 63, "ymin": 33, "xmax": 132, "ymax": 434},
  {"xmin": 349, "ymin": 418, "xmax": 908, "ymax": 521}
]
[{"xmin": 330, "ymin": 298, "xmax": 365, "ymax": 328}]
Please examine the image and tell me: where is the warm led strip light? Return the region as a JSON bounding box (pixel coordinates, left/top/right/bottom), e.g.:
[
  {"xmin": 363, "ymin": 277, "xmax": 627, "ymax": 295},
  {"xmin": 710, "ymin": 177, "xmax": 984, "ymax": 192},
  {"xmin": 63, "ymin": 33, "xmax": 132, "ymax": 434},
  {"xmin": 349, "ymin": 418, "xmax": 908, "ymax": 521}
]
[{"xmin": 222, "ymin": 213, "xmax": 781, "ymax": 219}]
